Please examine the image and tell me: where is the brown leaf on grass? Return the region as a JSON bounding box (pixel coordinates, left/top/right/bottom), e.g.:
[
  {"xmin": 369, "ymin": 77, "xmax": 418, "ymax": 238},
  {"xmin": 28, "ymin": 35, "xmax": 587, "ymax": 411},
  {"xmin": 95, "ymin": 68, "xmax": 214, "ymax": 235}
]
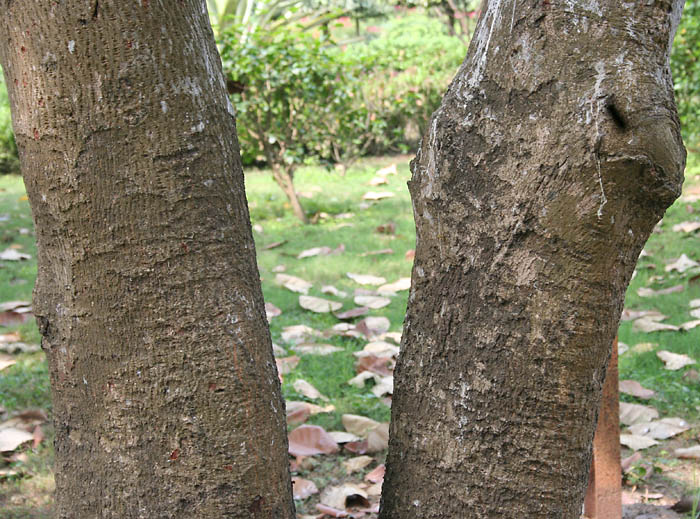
[
  {"xmin": 32, "ymin": 425, "xmax": 44, "ymax": 448},
  {"xmin": 0, "ymin": 301, "xmax": 31, "ymax": 312},
  {"xmin": 0, "ymin": 428, "xmax": 33, "ymax": 452},
  {"xmin": 657, "ymin": 350, "xmax": 696, "ymax": 370},
  {"xmin": 628, "ymin": 418, "xmax": 689, "ymax": 440},
  {"xmin": 680, "ymin": 319, "xmax": 700, "ymax": 331},
  {"xmin": 347, "ymin": 273, "xmax": 387, "ymax": 286},
  {"xmin": 631, "ymin": 342, "xmax": 657, "ymax": 354},
  {"xmin": 342, "ymin": 414, "xmax": 381, "ymax": 436},
  {"xmin": 0, "ymin": 355, "xmax": 16, "ymax": 372},
  {"xmin": 288, "ymin": 425, "xmax": 339, "ymax": 457},
  {"xmin": 347, "ymin": 371, "xmax": 380, "ymax": 388},
  {"xmin": 315, "ymin": 503, "xmax": 349, "ymax": 517},
  {"xmin": 0, "ymin": 249, "xmax": 31, "ymax": 261},
  {"xmin": 368, "ymin": 176, "xmax": 387, "ymax": 186},
  {"xmin": 362, "ymin": 191, "xmax": 395, "ymax": 201},
  {"xmin": 292, "ymin": 379, "xmax": 328, "ymax": 401},
  {"xmin": 354, "ymin": 295, "xmax": 391, "ymax": 309},
  {"xmin": 263, "ymin": 240, "xmax": 287, "ymax": 250},
  {"xmin": 292, "ymin": 477, "xmax": 319, "ymax": 500},
  {"xmin": 356, "ymin": 355, "xmax": 394, "ymax": 376},
  {"xmin": 335, "ymin": 307, "xmax": 370, "ymax": 320},
  {"xmin": 360, "ymin": 248, "xmax": 393, "ymax": 257},
  {"xmin": 672, "ymin": 221, "xmax": 700, "ymax": 233},
  {"xmin": 286, "ymin": 401, "xmax": 335, "ymax": 425},
  {"xmin": 297, "ymin": 246, "xmax": 332, "ymax": 259},
  {"xmin": 675, "ymin": 445, "xmax": 700, "ymax": 459},
  {"xmin": 621, "ymin": 309, "xmax": 667, "ymax": 322},
  {"xmin": 620, "ymin": 434, "xmax": 659, "ymax": 451},
  {"xmin": 276, "ymin": 356, "xmax": 300, "ymax": 375},
  {"xmin": 344, "ymin": 440, "xmax": 368, "ymax": 454},
  {"xmin": 376, "ymin": 164, "xmax": 397, "ymax": 177},
  {"xmin": 365, "ymin": 464, "xmax": 385, "ymax": 484},
  {"xmin": 366, "ymin": 423, "xmax": 390, "ymax": 452},
  {"xmin": 619, "ymin": 380, "xmax": 656, "ymax": 399},
  {"xmin": 342, "ymin": 455, "xmax": 374, "ymax": 474},
  {"xmin": 620, "ymin": 402, "xmax": 659, "ymax": 426},
  {"xmin": 0, "ymin": 332, "xmax": 21, "ymax": 343},
  {"xmin": 0, "ymin": 342, "xmax": 40, "ymax": 354},
  {"xmin": 328, "ymin": 431, "xmax": 360, "ymax": 444},
  {"xmin": 355, "ymin": 317, "xmax": 390, "ymax": 339},
  {"xmin": 632, "ymin": 318, "xmax": 678, "ymax": 332},
  {"xmin": 320, "ymin": 484, "xmax": 370, "ymax": 510},
  {"xmin": 354, "ymin": 341, "xmax": 400, "ymax": 359},
  {"xmin": 637, "ymin": 285, "xmax": 684, "ymax": 297},
  {"xmin": 0, "ymin": 311, "xmax": 31, "ymax": 326},
  {"xmin": 299, "ymin": 295, "xmax": 342, "ymax": 313},
  {"xmin": 370, "ymin": 376, "xmax": 393, "ymax": 397},
  {"xmin": 665, "ymin": 254, "xmax": 700, "ymax": 273},
  {"xmin": 275, "ymin": 274, "xmax": 312, "ymax": 294},
  {"xmin": 378, "ymin": 278, "xmax": 411, "ymax": 295},
  {"xmin": 322, "ymin": 285, "xmax": 348, "ymax": 298},
  {"xmin": 265, "ymin": 302, "xmax": 281, "ymax": 321},
  {"xmin": 272, "ymin": 264, "xmax": 286, "ymax": 273},
  {"xmin": 375, "ymin": 222, "xmax": 396, "ymax": 234},
  {"xmin": 281, "ymin": 325, "xmax": 322, "ymax": 344},
  {"xmin": 293, "ymin": 343, "xmax": 343, "ymax": 356},
  {"xmin": 405, "ymin": 249, "xmax": 415, "ymax": 260}
]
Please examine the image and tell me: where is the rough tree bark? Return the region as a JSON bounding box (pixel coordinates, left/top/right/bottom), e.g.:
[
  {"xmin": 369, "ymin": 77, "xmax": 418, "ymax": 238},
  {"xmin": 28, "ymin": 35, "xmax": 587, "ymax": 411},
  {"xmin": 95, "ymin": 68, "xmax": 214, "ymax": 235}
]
[
  {"xmin": 0, "ymin": 1, "xmax": 294, "ymax": 517},
  {"xmin": 380, "ymin": 1, "xmax": 685, "ymax": 517}
]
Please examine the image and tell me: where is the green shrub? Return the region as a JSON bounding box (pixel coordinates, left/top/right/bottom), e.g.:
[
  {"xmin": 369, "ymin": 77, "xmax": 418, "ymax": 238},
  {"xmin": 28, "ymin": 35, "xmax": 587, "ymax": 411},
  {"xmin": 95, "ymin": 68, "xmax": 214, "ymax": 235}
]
[
  {"xmin": 0, "ymin": 68, "xmax": 19, "ymax": 175},
  {"xmin": 336, "ymin": 14, "xmax": 466, "ymax": 153},
  {"xmin": 671, "ymin": 0, "xmax": 700, "ymax": 151}
]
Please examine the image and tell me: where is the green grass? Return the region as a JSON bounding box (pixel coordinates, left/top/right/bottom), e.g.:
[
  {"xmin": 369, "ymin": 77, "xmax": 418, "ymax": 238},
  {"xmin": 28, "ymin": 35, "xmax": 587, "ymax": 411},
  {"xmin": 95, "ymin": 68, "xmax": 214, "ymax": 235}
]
[{"xmin": 618, "ymin": 153, "xmax": 700, "ymax": 421}]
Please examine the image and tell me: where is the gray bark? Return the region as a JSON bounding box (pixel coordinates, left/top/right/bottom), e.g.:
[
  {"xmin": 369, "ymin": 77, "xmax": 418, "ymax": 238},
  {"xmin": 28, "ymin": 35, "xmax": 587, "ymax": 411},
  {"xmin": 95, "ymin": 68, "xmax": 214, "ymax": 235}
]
[
  {"xmin": 0, "ymin": 1, "xmax": 294, "ymax": 517},
  {"xmin": 380, "ymin": 0, "xmax": 685, "ymax": 517}
]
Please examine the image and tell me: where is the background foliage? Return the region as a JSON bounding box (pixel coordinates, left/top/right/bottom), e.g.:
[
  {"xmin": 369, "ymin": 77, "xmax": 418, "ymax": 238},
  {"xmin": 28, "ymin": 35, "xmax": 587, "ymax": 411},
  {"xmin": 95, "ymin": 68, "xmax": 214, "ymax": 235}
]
[
  {"xmin": 0, "ymin": 68, "xmax": 18, "ymax": 175},
  {"xmin": 671, "ymin": 0, "xmax": 700, "ymax": 151}
]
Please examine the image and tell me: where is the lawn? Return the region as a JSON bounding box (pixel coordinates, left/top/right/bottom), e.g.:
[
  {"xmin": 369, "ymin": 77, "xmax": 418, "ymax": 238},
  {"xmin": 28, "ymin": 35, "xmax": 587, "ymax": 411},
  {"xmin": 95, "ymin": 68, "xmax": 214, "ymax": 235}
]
[{"xmin": 0, "ymin": 154, "xmax": 698, "ymax": 517}]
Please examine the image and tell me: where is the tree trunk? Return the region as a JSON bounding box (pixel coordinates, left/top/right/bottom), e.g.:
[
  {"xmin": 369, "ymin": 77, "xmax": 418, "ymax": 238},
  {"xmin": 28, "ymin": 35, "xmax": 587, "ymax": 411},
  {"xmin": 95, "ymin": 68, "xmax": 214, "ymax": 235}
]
[
  {"xmin": 380, "ymin": 1, "xmax": 685, "ymax": 517},
  {"xmin": 271, "ymin": 165, "xmax": 309, "ymax": 224},
  {"xmin": 0, "ymin": 2, "xmax": 294, "ymax": 518}
]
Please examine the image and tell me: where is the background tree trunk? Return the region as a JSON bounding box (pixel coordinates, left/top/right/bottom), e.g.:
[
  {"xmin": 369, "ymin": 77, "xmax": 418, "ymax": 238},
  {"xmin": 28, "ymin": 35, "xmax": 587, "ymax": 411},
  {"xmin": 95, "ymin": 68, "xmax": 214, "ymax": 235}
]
[
  {"xmin": 380, "ymin": 0, "xmax": 685, "ymax": 517},
  {"xmin": 0, "ymin": 1, "xmax": 294, "ymax": 517}
]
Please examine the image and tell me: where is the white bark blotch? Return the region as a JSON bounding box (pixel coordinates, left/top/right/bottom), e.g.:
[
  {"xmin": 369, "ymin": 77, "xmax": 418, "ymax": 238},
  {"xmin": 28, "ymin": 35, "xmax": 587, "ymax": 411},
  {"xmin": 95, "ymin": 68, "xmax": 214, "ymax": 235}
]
[{"xmin": 68, "ymin": 40, "xmax": 75, "ymax": 54}]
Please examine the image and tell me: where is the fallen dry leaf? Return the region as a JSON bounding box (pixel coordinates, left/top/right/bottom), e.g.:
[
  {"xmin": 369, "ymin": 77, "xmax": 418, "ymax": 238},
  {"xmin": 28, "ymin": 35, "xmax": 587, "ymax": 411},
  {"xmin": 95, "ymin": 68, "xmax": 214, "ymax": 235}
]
[
  {"xmin": 272, "ymin": 264, "xmax": 286, "ymax": 272},
  {"xmin": 322, "ymin": 285, "xmax": 348, "ymax": 298},
  {"xmin": 621, "ymin": 452, "xmax": 643, "ymax": 472},
  {"xmin": 276, "ymin": 356, "xmax": 300, "ymax": 375},
  {"xmin": 620, "ymin": 402, "xmax": 659, "ymax": 426},
  {"xmin": 335, "ymin": 307, "xmax": 370, "ymax": 320},
  {"xmin": 371, "ymin": 376, "xmax": 393, "ymax": 397},
  {"xmin": 375, "ymin": 222, "xmax": 396, "ymax": 234},
  {"xmin": 355, "ymin": 317, "xmax": 390, "ymax": 339},
  {"xmin": 342, "ymin": 455, "xmax": 373, "ymax": 474},
  {"xmin": 674, "ymin": 445, "xmax": 700, "ymax": 459},
  {"xmin": 0, "ymin": 249, "xmax": 31, "ymax": 261},
  {"xmin": 265, "ymin": 302, "xmax": 281, "ymax": 321},
  {"xmin": 376, "ymin": 164, "xmax": 397, "ymax": 177},
  {"xmin": 315, "ymin": 503, "xmax": 349, "ymax": 517},
  {"xmin": 281, "ymin": 325, "xmax": 322, "ymax": 344},
  {"xmin": 672, "ymin": 221, "xmax": 700, "ymax": 233},
  {"xmin": 299, "ymin": 295, "xmax": 342, "ymax": 313},
  {"xmin": 619, "ymin": 380, "xmax": 656, "ymax": 400},
  {"xmin": 362, "ymin": 191, "xmax": 395, "ymax": 201},
  {"xmin": 0, "ymin": 332, "xmax": 21, "ymax": 344},
  {"xmin": 347, "ymin": 273, "xmax": 387, "ymax": 286},
  {"xmin": 355, "ymin": 341, "xmax": 400, "ymax": 359},
  {"xmin": 298, "ymin": 246, "xmax": 332, "ymax": 259},
  {"xmin": 680, "ymin": 319, "xmax": 700, "ymax": 331},
  {"xmin": 354, "ymin": 295, "xmax": 391, "ymax": 309},
  {"xmin": 293, "ymin": 379, "xmax": 328, "ymax": 401},
  {"xmin": 356, "ymin": 355, "xmax": 394, "ymax": 376},
  {"xmin": 637, "ymin": 285, "xmax": 684, "ymax": 297},
  {"xmin": 691, "ymin": 308, "xmax": 700, "ymax": 319},
  {"xmin": 0, "ymin": 301, "xmax": 31, "ymax": 312},
  {"xmin": 360, "ymin": 248, "xmax": 393, "ymax": 257},
  {"xmin": 628, "ymin": 418, "xmax": 689, "ymax": 440},
  {"xmin": 286, "ymin": 401, "xmax": 335, "ymax": 425},
  {"xmin": 366, "ymin": 423, "xmax": 390, "ymax": 452},
  {"xmin": 320, "ymin": 484, "xmax": 369, "ymax": 510},
  {"xmin": 365, "ymin": 464, "xmax": 385, "ymax": 484},
  {"xmin": 276, "ymin": 273, "xmax": 312, "ymax": 294},
  {"xmin": 0, "ymin": 354, "xmax": 16, "ymax": 372},
  {"xmin": 348, "ymin": 371, "xmax": 380, "ymax": 388},
  {"xmin": 620, "ymin": 434, "xmax": 659, "ymax": 451},
  {"xmin": 328, "ymin": 431, "xmax": 360, "ymax": 444},
  {"xmin": 0, "ymin": 428, "xmax": 33, "ymax": 452},
  {"xmin": 288, "ymin": 425, "xmax": 339, "ymax": 457},
  {"xmin": 293, "ymin": 343, "xmax": 343, "ymax": 356},
  {"xmin": 342, "ymin": 414, "xmax": 381, "ymax": 437},
  {"xmin": 621, "ymin": 309, "xmax": 667, "ymax": 321},
  {"xmin": 343, "ymin": 440, "xmax": 368, "ymax": 454},
  {"xmin": 378, "ymin": 278, "xmax": 411, "ymax": 295},
  {"xmin": 665, "ymin": 254, "xmax": 700, "ymax": 273},
  {"xmin": 368, "ymin": 176, "xmax": 388, "ymax": 186},
  {"xmin": 630, "ymin": 342, "xmax": 657, "ymax": 354},
  {"xmin": 657, "ymin": 350, "xmax": 696, "ymax": 370},
  {"xmin": 0, "ymin": 311, "xmax": 31, "ymax": 326},
  {"xmin": 0, "ymin": 342, "xmax": 40, "ymax": 354},
  {"xmin": 263, "ymin": 240, "xmax": 286, "ymax": 250},
  {"xmin": 632, "ymin": 318, "xmax": 678, "ymax": 333},
  {"xmin": 292, "ymin": 477, "xmax": 319, "ymax": 500}
]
